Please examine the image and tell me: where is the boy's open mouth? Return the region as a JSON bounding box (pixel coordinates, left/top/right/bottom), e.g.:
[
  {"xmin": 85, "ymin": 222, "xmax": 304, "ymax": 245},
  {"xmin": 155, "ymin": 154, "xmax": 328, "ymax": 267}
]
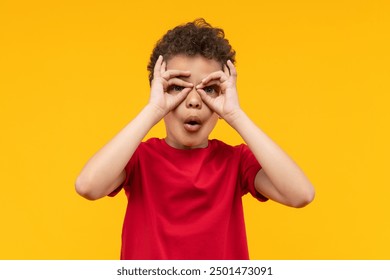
[{"xmin": 184, "ymin": 116, "xmax": 202, "ymax": 132}]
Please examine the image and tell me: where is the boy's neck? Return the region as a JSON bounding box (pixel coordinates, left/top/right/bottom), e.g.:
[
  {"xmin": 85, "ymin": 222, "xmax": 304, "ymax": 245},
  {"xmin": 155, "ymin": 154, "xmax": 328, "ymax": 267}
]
[{"xmin": 163, "ymin": 137, "xmax": 209, "ymax": 150}]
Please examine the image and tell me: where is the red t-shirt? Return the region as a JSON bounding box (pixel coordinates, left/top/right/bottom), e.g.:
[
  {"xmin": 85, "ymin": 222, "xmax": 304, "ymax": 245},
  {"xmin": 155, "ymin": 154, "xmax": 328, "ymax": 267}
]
[{"xmin": 110, "ymin": 138, "xmax": 267, "ymax": 259}]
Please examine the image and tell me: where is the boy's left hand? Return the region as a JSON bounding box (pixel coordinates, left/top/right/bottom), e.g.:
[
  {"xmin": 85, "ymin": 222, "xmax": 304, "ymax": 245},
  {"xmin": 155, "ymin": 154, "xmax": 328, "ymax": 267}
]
[{"xmin": 196, "ymin": 60, "xmax": 241, "ymax": 124}]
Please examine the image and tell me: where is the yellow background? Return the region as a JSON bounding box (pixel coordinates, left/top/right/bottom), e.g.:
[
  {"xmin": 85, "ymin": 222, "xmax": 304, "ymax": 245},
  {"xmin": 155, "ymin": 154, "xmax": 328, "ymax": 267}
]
[{"xmin": 1, "ymin": 0, "xmax": 389, "ymax": 259}]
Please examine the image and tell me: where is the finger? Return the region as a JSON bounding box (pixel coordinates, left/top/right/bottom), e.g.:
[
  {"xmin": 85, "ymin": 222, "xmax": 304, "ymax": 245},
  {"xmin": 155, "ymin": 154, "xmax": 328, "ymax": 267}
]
[
  {"xmin": 196, "ymin": 78, "xmax": 224, "ymax": 91},
  {"xmin": 199, "ymin": 71, "xmax": 227, "ymax": 86},
  {"xmin": 227, "ymin": 60, "xmax": 237, "ymax": 77},
  {"xmin": 153, "ymin": 55, "xmax": 163, "ymax": 78},
  {"xmin": 196, "ymin": 88, "xmax": 217, "ymax": 111},
  {"xmin": 162, "ymin": 70, "xmax": 191, "ymax": 80},
  {"xmin": 224, "ymin": 64, "xmax": 230, "ymax": 76},
  {"xmin": 195, "ymin": 79, "xmax": 221, "ymax": 89},
  {"xmin": 197, "ymin": 88, "xmax": 217, "ymax": 103},
  {"xmin": 196, "ymin": 88, "xmax": 210, "ymax": 102},
  {"xmin": 167, "ymin": 78, "xmax": 193, "ymax": 88},
  {"xmin": 160, "ymin": 60, "xmax": 167, "ymax": 75},
  {"xmin": 176, "ymin": 87, "xmax": 192, "ymax": 99},
  {"xmin": 169, "ymin": 87, "xmax": 191, "ymax": 109}
]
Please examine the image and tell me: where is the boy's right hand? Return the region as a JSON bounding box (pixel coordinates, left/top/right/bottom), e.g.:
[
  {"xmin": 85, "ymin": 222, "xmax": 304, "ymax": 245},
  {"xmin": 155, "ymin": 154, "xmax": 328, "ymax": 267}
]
[{"xmin": 148, "ymin": 55, "xmax": 193, "ymax": 119}]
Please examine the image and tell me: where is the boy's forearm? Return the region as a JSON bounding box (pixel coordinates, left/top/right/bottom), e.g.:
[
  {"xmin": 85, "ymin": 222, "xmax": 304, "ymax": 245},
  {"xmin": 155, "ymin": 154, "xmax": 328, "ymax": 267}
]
[
  {"xmin": 75, "ymin": 104, "xmax": 162, "ymax": 200},
  {"xmin": 227, "ymin": 109, "xmax": 314, "ymax": 206},
  {"xmin": 228, "ymin": 109, "xmax": 290, "ymax": 177}
]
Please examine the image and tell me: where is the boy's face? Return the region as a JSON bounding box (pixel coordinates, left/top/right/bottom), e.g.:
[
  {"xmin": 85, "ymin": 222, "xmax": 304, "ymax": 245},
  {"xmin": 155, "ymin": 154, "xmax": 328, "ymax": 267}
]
[{"xmin": 164, "ymin": 55, "xmax": 222, "ymax": 149}]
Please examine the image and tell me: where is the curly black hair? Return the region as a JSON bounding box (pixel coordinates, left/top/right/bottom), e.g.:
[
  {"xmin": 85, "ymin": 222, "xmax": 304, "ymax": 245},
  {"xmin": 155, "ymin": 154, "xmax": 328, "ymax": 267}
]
[{"xmin": 147, "ymin": 18, "xmax": 236, "ymax": 84}]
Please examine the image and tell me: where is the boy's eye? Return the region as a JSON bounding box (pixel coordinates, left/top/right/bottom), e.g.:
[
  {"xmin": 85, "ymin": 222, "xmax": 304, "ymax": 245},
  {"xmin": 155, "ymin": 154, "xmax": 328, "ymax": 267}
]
[
  {"xmin": 203, "ymin": 86, "xmax": 219, "ymax": 96},
  {"xmin": 169, "ymin": 85, "xmax": 185, "ymax": 92}
]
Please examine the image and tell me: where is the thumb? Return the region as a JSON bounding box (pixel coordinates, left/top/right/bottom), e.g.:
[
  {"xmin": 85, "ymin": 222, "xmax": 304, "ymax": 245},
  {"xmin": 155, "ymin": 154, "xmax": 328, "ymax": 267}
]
[
  {"xmin": 169, "ymin": 87, "xmax": 191, "ymax": 110},
  {"xmin": 197, "ymin": 88, "xmax": 218, "ymax": 112}
]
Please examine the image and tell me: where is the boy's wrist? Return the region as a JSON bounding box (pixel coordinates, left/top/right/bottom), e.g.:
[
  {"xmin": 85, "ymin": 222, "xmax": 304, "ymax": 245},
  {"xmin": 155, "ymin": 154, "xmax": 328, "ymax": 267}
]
[
  {"xmin": 224, "ymin": 108, "xmax": 247, "ymax": 128},
  {"xmin": 142, "ymin": 103, "xmax": 166, "ymax": 125}
]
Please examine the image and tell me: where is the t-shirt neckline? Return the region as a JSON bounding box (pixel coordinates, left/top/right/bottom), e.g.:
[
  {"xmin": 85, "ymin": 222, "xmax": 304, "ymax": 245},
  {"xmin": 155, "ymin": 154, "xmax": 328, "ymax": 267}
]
[{"xmin": 161, "ymin": 138, "xmax": 212, "ymax": 152}]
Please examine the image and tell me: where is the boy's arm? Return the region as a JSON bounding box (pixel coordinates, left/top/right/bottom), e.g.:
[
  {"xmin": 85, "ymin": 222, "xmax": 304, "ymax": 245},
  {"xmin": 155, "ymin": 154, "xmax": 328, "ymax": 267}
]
[
  {"xmin": 75, "ymin": 56, "xmax": 193, "ymax": 200},
  {"xmin": 229, "ymin": 111, "xmax": 315, "ymax": 208},
  {"xmin": 197, "ymin": 61, "xmax": 315, "ymax": 208}
]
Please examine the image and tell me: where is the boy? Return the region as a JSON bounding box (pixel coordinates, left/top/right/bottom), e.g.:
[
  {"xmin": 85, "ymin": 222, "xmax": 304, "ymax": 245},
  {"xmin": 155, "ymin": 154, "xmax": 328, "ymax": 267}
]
[{"xmin": 75, "ymin": 19, "xmax": 315, "ymax": 260}]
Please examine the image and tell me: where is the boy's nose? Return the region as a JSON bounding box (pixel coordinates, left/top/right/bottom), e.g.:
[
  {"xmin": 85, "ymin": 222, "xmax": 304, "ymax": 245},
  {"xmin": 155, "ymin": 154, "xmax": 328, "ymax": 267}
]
[{"xmin": 185, "ymin": 88, "xmax": 202, "ymax": 109}]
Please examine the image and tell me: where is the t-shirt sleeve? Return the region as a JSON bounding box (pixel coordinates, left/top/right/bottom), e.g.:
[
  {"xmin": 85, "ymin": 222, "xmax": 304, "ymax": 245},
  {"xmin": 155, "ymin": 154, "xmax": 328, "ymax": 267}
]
[
  {"xmin": 107, "ymin": 146, "xmax": 139, "ymax": 197},
  {"xmin": 239, "ymin": 144, "xmax": 268, "ymax": 202}
]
